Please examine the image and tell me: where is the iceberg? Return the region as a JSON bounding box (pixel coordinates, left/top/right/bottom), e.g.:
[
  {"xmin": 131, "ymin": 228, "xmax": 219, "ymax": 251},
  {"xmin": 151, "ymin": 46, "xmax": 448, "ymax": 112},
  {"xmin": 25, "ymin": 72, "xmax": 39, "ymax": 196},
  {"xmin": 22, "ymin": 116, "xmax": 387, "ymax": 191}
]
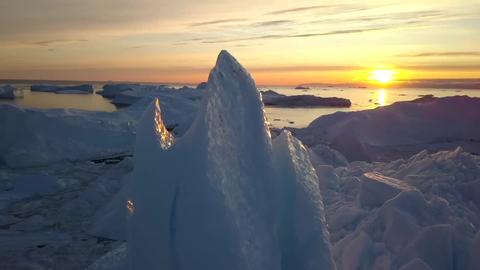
[
  {"xmin": 0, "ymin": 85, "xmax": 16, "ymax": 99},
  {"xmin": 0, "ymin": 104, "xmax": 136, "ymax": 167},
  {"xmin": 98, "ymin": 84, "xmax": 142, "ymax": 98},
  {"xmin": 30, "ymin": 84, "xmax": 94, "ymax": 94},
  {"xmin": 262, "ymin": 90, "xmax": 351, "ymax": 108},
  {"xmin": 124, "ymin": 50, "xmax": 335, "ymax": 270}
]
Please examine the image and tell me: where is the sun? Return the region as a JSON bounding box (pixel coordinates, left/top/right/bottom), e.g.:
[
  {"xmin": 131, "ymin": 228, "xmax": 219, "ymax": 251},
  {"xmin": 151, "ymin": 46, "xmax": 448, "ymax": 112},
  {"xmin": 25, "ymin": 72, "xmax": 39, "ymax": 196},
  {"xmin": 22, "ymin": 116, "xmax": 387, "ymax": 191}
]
[{"xmin": 370, "ymin": 69, "xmax": 395, "ymax": 84}]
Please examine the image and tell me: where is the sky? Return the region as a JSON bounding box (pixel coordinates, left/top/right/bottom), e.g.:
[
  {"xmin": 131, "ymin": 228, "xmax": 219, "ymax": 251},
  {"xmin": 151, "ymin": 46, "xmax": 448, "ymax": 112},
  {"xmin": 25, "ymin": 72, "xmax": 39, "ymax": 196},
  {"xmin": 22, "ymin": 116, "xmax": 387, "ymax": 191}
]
[{"xmin": 0, "ymin": 0, "xmax": 479, "ymax": 86}]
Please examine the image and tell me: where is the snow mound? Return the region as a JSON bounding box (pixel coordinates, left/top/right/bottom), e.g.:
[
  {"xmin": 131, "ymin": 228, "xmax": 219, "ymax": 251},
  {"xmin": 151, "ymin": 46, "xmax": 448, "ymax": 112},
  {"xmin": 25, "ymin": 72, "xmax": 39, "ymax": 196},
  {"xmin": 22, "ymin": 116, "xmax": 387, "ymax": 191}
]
[
  {"xmin": 262, "ymin": 90, "xmax": 351, "ymax": 107},
  {"xmin": 0, "ymin": 104, "xmax": 136, "ymax": 167},
  {"xmin": 31, "ymin": 84, "xmax": 94, "ymax": 94},
  {"xmin": 0, "ymin": 85, "xmax": 16, "ymax": 99},
  {"xmin": 292, "ymin": 96, "xmax": 480, "ymax": 162},
  {"xmin": 125, "ymin": 50, "xmax": 334, "ymax": 270}
]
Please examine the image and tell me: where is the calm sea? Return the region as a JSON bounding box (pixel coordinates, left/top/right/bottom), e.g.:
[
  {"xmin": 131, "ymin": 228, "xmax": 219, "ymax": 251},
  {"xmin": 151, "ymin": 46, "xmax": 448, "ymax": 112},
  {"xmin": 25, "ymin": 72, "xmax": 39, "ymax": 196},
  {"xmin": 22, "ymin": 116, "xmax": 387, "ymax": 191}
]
[{"xmin": 1, "ymin": 82, "xmax": 479, "ymax": 128}]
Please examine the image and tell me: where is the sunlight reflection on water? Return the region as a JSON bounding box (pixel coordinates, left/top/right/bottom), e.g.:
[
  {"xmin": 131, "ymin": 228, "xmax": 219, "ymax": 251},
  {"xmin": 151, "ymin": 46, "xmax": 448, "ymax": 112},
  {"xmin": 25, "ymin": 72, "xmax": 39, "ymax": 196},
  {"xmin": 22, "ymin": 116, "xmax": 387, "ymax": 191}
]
[{"xmin": 378, "ymin": 89, "xmax": 387, "ymax": 106}]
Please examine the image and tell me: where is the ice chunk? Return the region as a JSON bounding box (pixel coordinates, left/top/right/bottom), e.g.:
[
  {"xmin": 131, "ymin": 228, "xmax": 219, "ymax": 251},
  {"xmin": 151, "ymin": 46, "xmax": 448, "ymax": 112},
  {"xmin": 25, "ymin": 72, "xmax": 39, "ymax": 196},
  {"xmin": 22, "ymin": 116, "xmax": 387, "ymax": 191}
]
[
  {"xmin": 399, "ymin": 258, "xmax": 432, "ymax": 270},
  {"xmin": 272, "ymin": 131, "xmax": 336, "ymax": 269},
  {"xmin": 308, "ymin": 144, "xmax": 349, "ymax": 168},
  {"xmin": 469, "ymin": 231, "xmax": 480, "ymax": 270},
  {"xmin": 359, "ymin": 172, "xmax": 414, "ymax": 208},
  {"xmin": 333, "ymin": 231, "xmax": 373, "ymax": 270},
  {"xmin": 31, "ymin": 84, "xmax": 94, "ymax": 94},
  {"xmin": 196, "ymin": 81, "xmax": 208, "ymax": 90},
  {"xmin": 0, "ymin": 85, "xmax": 16, "ymax": 99},
  {"xmin": 412, "ymin": 224, "xmax": 454, "ymax": 270},
  {"xmin": 86, "ymin": 244, "xmax": 127, "ymax": 270}
]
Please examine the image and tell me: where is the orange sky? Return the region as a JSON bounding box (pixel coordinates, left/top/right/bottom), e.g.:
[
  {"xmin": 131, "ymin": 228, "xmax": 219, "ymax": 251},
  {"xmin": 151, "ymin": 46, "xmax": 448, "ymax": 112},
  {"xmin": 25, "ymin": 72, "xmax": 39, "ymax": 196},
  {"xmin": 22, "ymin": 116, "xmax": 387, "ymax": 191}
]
[{"xmin": 1, "ymin": 0, "xmax": 479, "ymax": 85}]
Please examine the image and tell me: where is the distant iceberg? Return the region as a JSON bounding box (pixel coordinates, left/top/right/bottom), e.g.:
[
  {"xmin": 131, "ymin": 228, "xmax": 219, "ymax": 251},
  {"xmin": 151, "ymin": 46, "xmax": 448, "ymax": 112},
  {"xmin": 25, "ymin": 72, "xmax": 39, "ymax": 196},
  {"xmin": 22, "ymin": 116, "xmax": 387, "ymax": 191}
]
[
  {"xmin": 262, "ymin": 90, "xmax": 351, "ymax": 108},
  {"xmin": 0, "ymin": 85, "xmax": 17, "ymax": 99},
  {"xmin": 85, "ymin": 51, "xmax": 335, "ymax": 270},
  {"xmin": 30, "ymin": 84, "xmax": 94, "ymax": 94}
]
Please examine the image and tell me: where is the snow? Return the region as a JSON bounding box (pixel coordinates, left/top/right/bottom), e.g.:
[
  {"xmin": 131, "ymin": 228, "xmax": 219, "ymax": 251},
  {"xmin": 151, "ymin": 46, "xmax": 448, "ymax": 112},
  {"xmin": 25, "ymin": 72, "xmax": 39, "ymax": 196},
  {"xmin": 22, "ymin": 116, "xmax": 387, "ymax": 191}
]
[
  {"xmin": 292, "ymin": 95, "xmax": 480, "ymax": 162},
  {"xmin": 358, "ymin": 172, "xmax": 414, "ymax": 208},
  {"xmin": 196, "ymin": 81, "xmax": 208, "ymax": 89},
  {"xmin": 0, "ymin": 104, "xmax": 136, "ymax": 167},
  {"xmin": 261, "ymin": 90, "xmax": 351, "ymax": 107},
  {"xmin": 319, "ymin": 147, "xmax": 480, "ymax": 270},
  {"xmin": 10, "ymin": 215, "xmax": 53, "ymax": 232},
  {"xmin": 7, "ymin": 174, "xmax": 60, "ymax": 198},
  {"xmin": 86, "ymin": 244, "xmax": 127, "ymax": 270},
  {"xmin": 127, "ymin": 50, "xmax": 334, "ymax": 270},
  {"xmin": 308, "ymin": 144, "xmax": 349, "ymax": 167},
  {"xmin": 0, "ymin": 85, "xmax": 16, "ymax": 99},
  {"xmin": 399, "ymin": 259, "xmax": 432, "ymax": 270},
  {"xmin": 272, "ymin": 131, "xmax": 336, "ymax": 269},
  {"xmin": 412, "ymin": 224, "xmax": 454, "ymax": 270},
  {"xmin": 0, "ymin": 160, "xmax": 129, "ymax": 269},
  {"xmin": 31, "ymin": 84, "xmax": 94, "ymax": 94}
]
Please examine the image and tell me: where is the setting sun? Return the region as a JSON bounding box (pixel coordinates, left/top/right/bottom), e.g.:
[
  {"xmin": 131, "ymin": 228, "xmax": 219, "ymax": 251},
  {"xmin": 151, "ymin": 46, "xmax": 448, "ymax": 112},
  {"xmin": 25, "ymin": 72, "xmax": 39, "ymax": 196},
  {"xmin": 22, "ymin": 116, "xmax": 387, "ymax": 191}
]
[{"xmin": 371, "ymin": 69, "xmax": 395, "ymax": 84}]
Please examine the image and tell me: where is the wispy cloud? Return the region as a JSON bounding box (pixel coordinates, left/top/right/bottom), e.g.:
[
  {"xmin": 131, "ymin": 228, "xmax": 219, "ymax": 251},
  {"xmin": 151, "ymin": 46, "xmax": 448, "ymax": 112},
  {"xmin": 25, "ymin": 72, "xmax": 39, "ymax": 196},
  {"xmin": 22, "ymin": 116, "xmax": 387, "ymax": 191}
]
[
  {"xmin": 189, "ymin": 18, "xmax": 247, "ymax": 27},
  {"xmin": 267, "ymin": 5, "xmax": 331, "ymax": 15},
  {"xmin": 251, "ymin": 20, "xmax": 293, "ymax": 27},
  {"xmin": 30, "ymin": 39, "xmax": 88, "ymax": 47},
  {"xmin": 310, "ymin": 10, "xmax": 445, "ymax": 24},
  {"xmin": 399, "ymin": 64, "xmax": 480, "ymax": 71},
  {"xmin": 201, "ymin": 26, "xmax": 389, "ymax": 44},
  {"xmin": 250, "ymin": 65, "xmax": 359, "ymax": 72},
  {"xmin": 397, "ymin": 51, "xmax": 480, "ymax": 57},
  {"xmin": 266, "ymin": 5, "xmax": 366, "ymax": 15}
]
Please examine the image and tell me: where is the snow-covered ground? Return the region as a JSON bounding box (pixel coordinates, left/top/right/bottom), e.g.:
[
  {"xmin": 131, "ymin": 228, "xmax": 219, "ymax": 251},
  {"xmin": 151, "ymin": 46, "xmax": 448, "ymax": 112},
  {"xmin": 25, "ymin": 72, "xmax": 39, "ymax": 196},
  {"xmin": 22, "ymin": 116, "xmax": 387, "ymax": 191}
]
[{"xmin": 0, "ymin": 51, "xmax": 479, "ymax": 270}]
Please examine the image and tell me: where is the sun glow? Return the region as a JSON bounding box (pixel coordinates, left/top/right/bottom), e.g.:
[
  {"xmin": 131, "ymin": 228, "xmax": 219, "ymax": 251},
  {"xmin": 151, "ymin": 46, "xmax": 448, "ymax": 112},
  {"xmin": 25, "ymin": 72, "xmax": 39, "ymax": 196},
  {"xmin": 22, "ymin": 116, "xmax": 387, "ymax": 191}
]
[{"xmin": 370, "ymin": 69, "xmax": 395, "ymax": 84}]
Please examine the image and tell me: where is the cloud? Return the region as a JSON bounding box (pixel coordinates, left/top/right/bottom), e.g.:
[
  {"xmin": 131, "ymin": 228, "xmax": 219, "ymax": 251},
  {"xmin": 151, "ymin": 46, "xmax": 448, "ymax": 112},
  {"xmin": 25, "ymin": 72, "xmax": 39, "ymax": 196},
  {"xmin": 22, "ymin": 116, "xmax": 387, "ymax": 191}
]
[
  {"xmin": 250, "ymin": 65, "xmax": 359, "ymax": 72},
  {"xmin": 397, "ymin": 51, "xmax": 480, "ymax": 57},
  {"xmin": 189, "ymin": 18, "xmax": 247, "ymax": 27},
  {"xmin": 201, "ymin": 26, "xmax": 388, "ymax": 44},
  {"xmin": 251, "ymin": 20, "xmax": 293, "ymax": 27},
  {"xmin": 267, "ymin": 5, "xmax": 332, "ymax": 15},
  {"xmin": 266, "ymin": 4, "xmax": 366, "ymax": 15},
  {"xmin": 398, "ymin": 64, "xmax": 480, "ymax": 71},
  {"xmin": 30, "ymin": 39, "xmax": 88, "ymax": 47}
]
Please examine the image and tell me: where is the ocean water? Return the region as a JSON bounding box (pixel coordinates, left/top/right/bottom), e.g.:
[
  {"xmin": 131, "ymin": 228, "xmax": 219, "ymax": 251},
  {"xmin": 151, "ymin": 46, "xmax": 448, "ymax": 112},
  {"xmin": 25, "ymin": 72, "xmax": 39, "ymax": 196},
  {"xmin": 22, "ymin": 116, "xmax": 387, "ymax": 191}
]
[{"xmin": 1, "ymin": 82, "xmax": 479, "ymax": 128}]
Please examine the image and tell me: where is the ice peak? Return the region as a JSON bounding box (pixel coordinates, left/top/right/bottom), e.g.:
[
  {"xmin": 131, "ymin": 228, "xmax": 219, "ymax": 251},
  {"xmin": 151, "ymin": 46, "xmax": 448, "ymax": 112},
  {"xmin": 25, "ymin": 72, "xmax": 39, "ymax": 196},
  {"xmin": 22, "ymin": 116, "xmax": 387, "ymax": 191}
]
[{"xmin": 216, "ymin": 50, "xmax": 240, "ymax": 69}]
